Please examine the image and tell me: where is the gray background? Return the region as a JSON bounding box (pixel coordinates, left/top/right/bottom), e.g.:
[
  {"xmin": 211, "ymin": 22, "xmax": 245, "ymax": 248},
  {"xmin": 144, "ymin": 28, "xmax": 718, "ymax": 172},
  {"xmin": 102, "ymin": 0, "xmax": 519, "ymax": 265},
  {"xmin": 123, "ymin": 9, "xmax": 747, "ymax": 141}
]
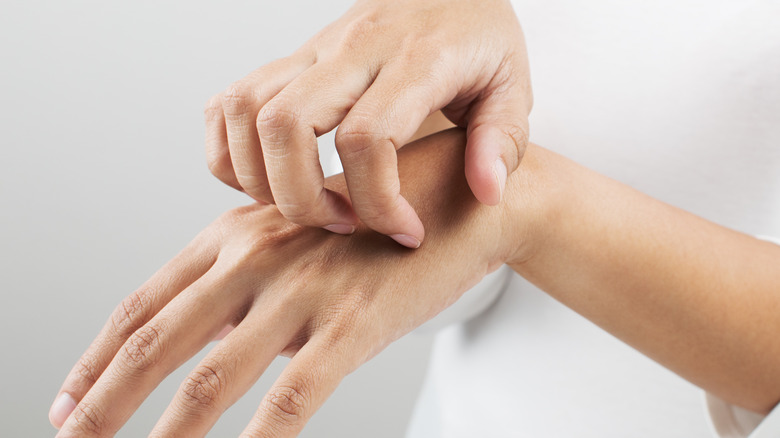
[{"xmin": 0, "ymin": 1, "xmax": 433, "ymax": 436}]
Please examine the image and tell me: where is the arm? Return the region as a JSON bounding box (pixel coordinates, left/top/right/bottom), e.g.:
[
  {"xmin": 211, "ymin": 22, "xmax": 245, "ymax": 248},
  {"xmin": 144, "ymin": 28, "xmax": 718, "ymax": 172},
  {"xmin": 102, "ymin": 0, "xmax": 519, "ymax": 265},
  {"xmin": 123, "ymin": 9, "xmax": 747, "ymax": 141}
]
[
  {"xmin": 51, "ymin": 129, "xmax": 780, "ymax": 437},
  {"xmin": 501, "ymin": 141, "xmax": 780, "ymax": 414}
]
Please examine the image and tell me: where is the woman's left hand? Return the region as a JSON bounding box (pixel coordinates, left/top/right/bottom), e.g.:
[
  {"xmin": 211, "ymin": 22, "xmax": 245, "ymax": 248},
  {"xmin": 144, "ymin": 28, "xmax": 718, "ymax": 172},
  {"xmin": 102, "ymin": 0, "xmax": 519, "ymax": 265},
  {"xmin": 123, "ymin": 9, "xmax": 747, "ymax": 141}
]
[{"xmin": 49, "ymin": 130, "xmax": 532, "ymax": 437}]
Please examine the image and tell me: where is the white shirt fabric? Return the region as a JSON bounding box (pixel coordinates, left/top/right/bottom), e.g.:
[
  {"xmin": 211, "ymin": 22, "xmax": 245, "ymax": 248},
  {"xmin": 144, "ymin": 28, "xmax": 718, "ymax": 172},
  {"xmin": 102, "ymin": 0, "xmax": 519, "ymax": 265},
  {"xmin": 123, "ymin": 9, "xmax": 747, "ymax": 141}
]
[{"xmin": 406, "ymin": 1, "xmax": 780, "ymax": 437}]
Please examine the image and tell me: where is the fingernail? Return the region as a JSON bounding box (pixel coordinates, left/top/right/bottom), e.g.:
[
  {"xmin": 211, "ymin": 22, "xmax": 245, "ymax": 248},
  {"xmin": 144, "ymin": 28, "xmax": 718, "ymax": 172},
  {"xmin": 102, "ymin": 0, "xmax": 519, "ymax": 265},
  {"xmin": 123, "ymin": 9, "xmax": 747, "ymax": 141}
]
[
  {"xmin": 324, "ymin": 224, "xmax": 356, "ymax": 235},
  {"xmin": 390, "ymin": 234, "xmax": 421, "ymax": 249},
  {"xmin": 49, "ymin": 392, "xmax": 76, "ymax": 428},
  {"xmin": 493, "ymin": 158, "xmax": 508, "ymax": 203}
]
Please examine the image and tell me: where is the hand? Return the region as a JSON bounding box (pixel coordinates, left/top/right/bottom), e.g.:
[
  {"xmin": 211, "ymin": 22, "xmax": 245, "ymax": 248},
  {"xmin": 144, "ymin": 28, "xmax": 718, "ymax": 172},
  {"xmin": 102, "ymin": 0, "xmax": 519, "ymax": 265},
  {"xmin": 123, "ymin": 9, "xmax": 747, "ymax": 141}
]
[
  {"xmin": 205, "ymin": 0, "xmax": 533, "ymax": 248},
  {"xmin": 50, "ymin": 130, "xmax": 531, "ymax": 437}
]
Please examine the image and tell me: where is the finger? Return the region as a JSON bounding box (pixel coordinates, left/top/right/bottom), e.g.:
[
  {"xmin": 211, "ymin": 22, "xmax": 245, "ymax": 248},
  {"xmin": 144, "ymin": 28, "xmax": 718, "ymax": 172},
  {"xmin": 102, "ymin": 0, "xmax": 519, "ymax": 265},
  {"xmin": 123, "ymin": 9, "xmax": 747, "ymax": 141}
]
[
  {"xmin": 257, "ymin": 61, "xmax": 372, "ymax": 232},
  {"xmin": 463, "ymin": 67, "xmax": 531, "ymax": 206},
  {"xmin": 49, "ymin": 231, "xmax": 219, "ymax": 429},
  {"xmin": 224, "ymin": 56, "xmax": 313, "ymax": 203},
  {"xmin": 240, "ymin": 335, "xmax": 358, "ymax": 438},
  {"xmin": 150, "ymin": 303, "xmax": 305, "ymax": 437},
  {"xmin": 205, "ymin": 93, "xmax": 242, "ymax": 191},
  {"xmin": 334, "ymin": 63, "xmax": 454, "ymax": 247},
  {"xmin": 56, "ymin": 267, "xmax": 247, "ymax": 438},
  {"xmin": 211, "ymin": 323, "xmax": 235, "ymax": 342}
]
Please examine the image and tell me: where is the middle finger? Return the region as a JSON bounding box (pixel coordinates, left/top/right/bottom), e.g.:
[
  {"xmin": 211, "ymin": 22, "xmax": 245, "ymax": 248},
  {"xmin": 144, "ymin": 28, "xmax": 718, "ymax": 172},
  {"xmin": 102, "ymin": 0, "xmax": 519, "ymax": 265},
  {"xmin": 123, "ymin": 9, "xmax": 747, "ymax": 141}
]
[
  {"xmin": 149, "ymin": 300, "xmax": 305, "ymax": 437},
  {"xmin": 256, "ymin": 60, "xmax": 374, "ymax": 232}
]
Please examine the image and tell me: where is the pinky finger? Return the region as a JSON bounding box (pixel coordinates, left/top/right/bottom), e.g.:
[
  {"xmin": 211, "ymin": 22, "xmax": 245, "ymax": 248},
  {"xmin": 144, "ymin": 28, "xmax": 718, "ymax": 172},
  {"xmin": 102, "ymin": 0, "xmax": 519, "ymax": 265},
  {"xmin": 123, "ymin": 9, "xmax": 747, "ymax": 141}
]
[
  {"xmin": 240, "ymin": 336, "xmax": 356, "ymax": 438},
  {"xmin": 204, "ymin": 94, "xmax": 243, "ymax": 192}
]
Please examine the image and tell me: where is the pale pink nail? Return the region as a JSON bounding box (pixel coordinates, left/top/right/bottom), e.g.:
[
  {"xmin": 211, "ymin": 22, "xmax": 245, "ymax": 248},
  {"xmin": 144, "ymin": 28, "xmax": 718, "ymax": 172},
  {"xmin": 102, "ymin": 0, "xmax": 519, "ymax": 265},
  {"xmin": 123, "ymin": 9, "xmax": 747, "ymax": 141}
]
[
  {"xmin": 324, "ymin": 224, "xmax": 356, "ymax": 235},
  {"xmin": 390, "ymin": 234, "xmax": 421, "ymax": 249},
  {"xmin": 49, "ymin": 392, "xmax": 77, "ymax": 428},
  {"xmin": 493, "ymin": 158, "xmax": 508, "ymax": 203}
]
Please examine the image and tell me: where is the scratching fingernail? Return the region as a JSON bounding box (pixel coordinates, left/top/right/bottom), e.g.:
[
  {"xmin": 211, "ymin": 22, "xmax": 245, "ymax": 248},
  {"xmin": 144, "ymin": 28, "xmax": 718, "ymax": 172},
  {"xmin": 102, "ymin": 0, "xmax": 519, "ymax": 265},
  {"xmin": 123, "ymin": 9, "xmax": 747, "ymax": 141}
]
[
  {"xmin": 390, "ymin": 234, "xmax": 421, "ymax": 249},
  {"xmin": 324, "ymin": 224, "xmax": 356, "ymax": 235},
  {"xmin": 493, "ymin": 158, "xmax": 508, "ymax": 203},
  {"xmin": 49, "ymin": 392, "xmax": 76, "ymax": 428}
]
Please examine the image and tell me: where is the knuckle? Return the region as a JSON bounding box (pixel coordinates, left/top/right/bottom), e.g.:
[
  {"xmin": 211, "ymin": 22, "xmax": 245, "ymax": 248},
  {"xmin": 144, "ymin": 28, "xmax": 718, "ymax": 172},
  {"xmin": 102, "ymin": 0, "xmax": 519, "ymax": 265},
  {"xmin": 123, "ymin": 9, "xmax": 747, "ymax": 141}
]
[
  {"xmin": 335, "ymin": 120, "xmax": 390, "ymax": 156},
  {"xmin": 122, "ymin": 324, "xmax": 164, "ymax": 371},
  {"xmin": 71, "ymin": 401, "xmax": 107, "ymax": 436},
  {"xmin": 203, "ymin": 94, "xmax": 223, "ymax": 120},
  {"xmin": 262, "ymin": 385, "xmax": 308, "ymax": 425},
  {"xmin": 503, "ymin": 123, "xmax": 529, "ymax": 165},
  {"xmin": 344, "ymin": 13, "xmax": 381, "ymax": 40},
  {"xmin": 205, "ymin": 146, "xmax": 231, "ymax": 179},
  {"xmin": 221, "ymin": 83, "xmax": 257, "ymax": 114},
  {"xmin": 227, "ymin": 220, "xmax": 304, "ymax": 269},
  {"xmin": 400, "ymin": 39, "xmax": 448, "ymax": 70},
  {"xmin": 181, "ymin": 363, "xmax": 227, "ymax": 410},
  {"xmin": 234, "ymin": 173, "xmax": 271, "ymax": 199},
  {"xmin": 336, "ymin": 13, "xmax": 384, "ymax": 53},
  {"xmin": 256, "ymin": 101, "xmax": 299, "ymax": 144},
  {"xmin": 275, "ymin": 192, "xmax": 324, "ymax": 225},
  {"xmin": 354, "ymin": 190, "xmax": 402, "ymax": 225},
  {"xmin": 321, "ymin": 295, "xmax": 370, "ymax": 348},
  {"xmin": 110, "ymin": 289, "xmax": 151, "ymax": 338},
  {"xmin": 73, "ymin": 354, "xmax": 102, "ymax": 387}
]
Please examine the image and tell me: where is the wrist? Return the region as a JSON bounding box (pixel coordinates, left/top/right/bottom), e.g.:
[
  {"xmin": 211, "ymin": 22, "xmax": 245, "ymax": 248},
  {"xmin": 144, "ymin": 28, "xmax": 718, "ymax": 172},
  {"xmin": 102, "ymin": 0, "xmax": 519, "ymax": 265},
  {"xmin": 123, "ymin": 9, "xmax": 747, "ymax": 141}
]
[{"xmin": 499, "ymin": 144, "xmax": 573, "ymax": 267}]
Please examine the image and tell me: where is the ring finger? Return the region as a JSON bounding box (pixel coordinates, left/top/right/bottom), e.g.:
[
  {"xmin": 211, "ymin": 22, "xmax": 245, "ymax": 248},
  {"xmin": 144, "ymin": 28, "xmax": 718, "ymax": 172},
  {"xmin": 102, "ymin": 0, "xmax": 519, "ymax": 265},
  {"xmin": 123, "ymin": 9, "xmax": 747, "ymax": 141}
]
[{"xmin": 149, "ymin": 299, "xmax": 306, "ymax": 437}]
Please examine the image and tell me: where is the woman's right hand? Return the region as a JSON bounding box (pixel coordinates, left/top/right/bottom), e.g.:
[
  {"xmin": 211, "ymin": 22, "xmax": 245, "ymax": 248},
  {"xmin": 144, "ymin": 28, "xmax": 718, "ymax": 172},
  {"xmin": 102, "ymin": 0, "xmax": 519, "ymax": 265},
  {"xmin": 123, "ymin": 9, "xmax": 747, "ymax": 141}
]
[{"xmin": 205, "ymin": 0, "xmax": 533, "ymax": 248}]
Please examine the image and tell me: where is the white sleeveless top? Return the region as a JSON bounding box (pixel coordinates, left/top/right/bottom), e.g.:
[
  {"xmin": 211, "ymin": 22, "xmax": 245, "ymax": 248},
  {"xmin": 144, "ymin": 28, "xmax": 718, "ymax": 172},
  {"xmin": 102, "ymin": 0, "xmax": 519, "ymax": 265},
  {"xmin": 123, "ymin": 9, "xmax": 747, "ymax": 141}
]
[{"xmin": 406, "ymin": 1, "xmax": 780, "ymax": 437}]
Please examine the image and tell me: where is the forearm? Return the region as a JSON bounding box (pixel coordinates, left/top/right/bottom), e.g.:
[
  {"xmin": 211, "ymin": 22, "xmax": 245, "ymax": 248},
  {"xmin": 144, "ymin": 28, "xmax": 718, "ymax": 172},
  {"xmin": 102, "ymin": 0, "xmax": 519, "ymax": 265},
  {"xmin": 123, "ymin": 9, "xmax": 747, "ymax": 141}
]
[{"xmin": 502, "ymin": 143, "xmax": 780, "ymax": 413}]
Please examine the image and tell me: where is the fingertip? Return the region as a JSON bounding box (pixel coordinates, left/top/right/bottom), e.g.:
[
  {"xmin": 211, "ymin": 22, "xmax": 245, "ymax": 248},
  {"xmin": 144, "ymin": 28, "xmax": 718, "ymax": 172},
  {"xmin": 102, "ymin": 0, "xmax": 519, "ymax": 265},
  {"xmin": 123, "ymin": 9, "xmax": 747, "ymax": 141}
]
[
  {"xmin": 49, "ymin": 392, "xmax": 76, "ymax": 429},
  {"xmin": 387, "ymin": 195, "xmax": 425, "ymax": 248},
  {"xmin": 324, "ymin": 224, "xmax": 357, "ymax": 235},
  {"xmin": 390, "ymin": 234, "xmax": 421, "ymax": 249},
  {"xmin": 465, "ymin": 129, "xmax": 503, "ymax": 206},
  {"xmin": 323, "ymin": 188, "xmax": 360, "ymax": 228}
]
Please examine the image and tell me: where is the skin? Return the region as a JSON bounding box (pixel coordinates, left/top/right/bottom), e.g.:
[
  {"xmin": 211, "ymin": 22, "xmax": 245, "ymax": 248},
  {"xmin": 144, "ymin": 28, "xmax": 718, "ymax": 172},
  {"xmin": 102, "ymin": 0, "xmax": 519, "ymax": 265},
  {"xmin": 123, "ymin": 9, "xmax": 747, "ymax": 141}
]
[
  {"xmin": 50, "ymin": 129, "xmax": 780, "ymax": 436},
  {"xmin": 204, "ymin": 0, "xmax": 532, "ymax": 248}
]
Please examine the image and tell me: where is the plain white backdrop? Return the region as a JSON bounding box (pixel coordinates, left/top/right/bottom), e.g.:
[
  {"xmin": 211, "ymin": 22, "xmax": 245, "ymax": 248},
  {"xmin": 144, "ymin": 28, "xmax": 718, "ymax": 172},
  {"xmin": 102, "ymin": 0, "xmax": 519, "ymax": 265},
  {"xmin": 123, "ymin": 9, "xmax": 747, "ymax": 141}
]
[{"xmin": 0, "ymin": 1, "xmax": 434, "ymax": 436}]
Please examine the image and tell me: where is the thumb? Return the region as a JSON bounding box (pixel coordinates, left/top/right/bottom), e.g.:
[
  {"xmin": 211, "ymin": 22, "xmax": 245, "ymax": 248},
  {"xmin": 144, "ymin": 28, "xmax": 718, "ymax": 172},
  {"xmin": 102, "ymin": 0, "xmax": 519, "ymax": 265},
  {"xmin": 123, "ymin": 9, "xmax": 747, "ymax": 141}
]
[{"xmin": 463, "ymin": 91, "xmax": 530, "ymax": 206}]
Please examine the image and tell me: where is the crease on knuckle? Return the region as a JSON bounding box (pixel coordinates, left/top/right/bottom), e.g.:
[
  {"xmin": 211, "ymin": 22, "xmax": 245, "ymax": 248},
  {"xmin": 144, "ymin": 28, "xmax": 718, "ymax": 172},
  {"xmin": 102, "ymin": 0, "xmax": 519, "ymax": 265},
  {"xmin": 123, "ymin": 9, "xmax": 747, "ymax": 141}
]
[
  {"xmin": 234, "ymin": 173, "xmax": 271, "ymax": 198},
  {"xmin": 339, "ymin": 13, "xmax": 383, "ymax": 50},
  {"xmin": 71, "ymin": 401, "xmax": 106, "ymax": 436},
  {"xmin": 322, "ymin": 297, "xmax": 369, "ymax": 349},
  {"xmin": 228, "ymin": 220, "xmax": 305, "ymax": 269},
  {"xmin": 336, "ymin": 121, "xmax": 393, "ymax": 157},
  {"xmin": 206, "ymin": 151, "xmax": 232, "ymax": 180},
  {"xmin": 74, "ymin": 354, "xmax": 101, "ymax": 387},
  {"xmin": 203, "ymin": 95, "xmax": 223, "ymax": 120},
  {"xmin": 122, "ymin": 324, "xmax": 164, "ymax": 371},
  {"xmin": 110, "ymin": 289, "xmax": 151, "ymax": 338},
  {"xmin": 276, "ymin": 190, "xmax": 325, "ymax": 225},
  {"xmin": 256, "ymin": 101, "xmax": 298, "ymax": 141},
  {"xmin": 354, "ymin": 190, "xmax": 402, "ymax": 225},
  {"xmin": 181, "ymin": 363, "xmax": 226, "ymax": 410},
  {"xmin": 221, "ymin": 83, "xmax": 257, "ymax": 114},
  {"xmin": 263, "ymin": 385, "xmax": 308, "ymax": 425},
  {"xmin": 502, "ymin": 123, "xmax": 529, "ymax": 166}
]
